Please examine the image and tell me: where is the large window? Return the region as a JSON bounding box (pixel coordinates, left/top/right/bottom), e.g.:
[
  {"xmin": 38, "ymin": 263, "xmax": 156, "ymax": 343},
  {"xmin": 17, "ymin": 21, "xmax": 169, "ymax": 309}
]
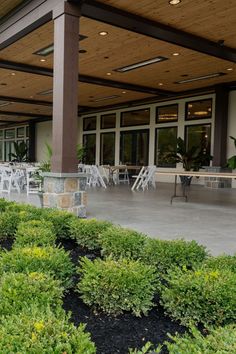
[
  {"xmin": 101, "ymin": 113, "xmax": 116, "ymax": 129},
  {"xmin": 155, "ymin": 127, "xmax": 177, "ymax": 167},
  {"xmin": 156, "ymin": 104, "xmax": 178, "ymax": 123},
  {"xmin": 185, "ymin": 124, "xmax": 211, "ymax": 165},
  {"xmin": 100, "ymin": 133, "xmax": 115, "ymax": 165},
  {"xmin": 83, "ymin": 134, "xmax": 96, "ymax": 164},
  {"xmin": 121, "ymin": 109, "xmax": 150, "ymax": 127},
  {"xmin": 0, "ymin": 126, "xmax": 29, "ymax": 162},
  {"xmin": 120, "ymin": 130, "xmax": 149, "ymax": 166},
  {"xmin": 185, "ymin": 99, "xmax": 212, "ymax": 121},
  {"xmin": 83, "ymin": 116, "xmax": 97, "ymax": 131}
]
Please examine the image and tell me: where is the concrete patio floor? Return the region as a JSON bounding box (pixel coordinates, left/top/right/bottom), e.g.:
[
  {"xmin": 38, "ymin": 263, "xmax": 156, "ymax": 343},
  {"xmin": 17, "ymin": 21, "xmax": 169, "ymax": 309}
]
[{"xmin": 1, "ymin": 182, "xmax": 236, "ymax": 256}]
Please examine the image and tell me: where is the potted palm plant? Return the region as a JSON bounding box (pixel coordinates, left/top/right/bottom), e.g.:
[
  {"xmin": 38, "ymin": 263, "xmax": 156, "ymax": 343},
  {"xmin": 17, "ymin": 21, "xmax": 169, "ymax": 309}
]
[
  {"xmin": 9, "ymin": 141, "xmax": 28, "ymax": 162},
  {"xmin": 227, "ymin": 136, "xmax": 236, "ymax": 169}
]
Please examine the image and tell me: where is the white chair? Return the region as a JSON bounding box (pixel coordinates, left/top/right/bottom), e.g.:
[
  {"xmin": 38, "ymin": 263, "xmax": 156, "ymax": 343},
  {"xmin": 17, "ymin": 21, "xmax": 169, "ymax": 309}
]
[
  {"xmin": 85, "ymin": 165, "xmax": 107, "ymax": 188},
  {"xmin": 99, "ymin": 165, "xmax": 110, "ymax": 184},
  {"xmin": 0, "ymin": 167, "xmax": 13, "ymax": 194},
  {"xmin": 113, "ymin": 166, "xmax": 130, "ymax": 185},
  {"xmin": 12, "ymin": 168, "xmax": 25, "ymax": 193},
  {"xmin": 26, "ymin": 168, "xmax": 42, "ymax": 195},
  {"xmin": 131, "ymin": 166, "xmax": 156, "ymax": 191}
]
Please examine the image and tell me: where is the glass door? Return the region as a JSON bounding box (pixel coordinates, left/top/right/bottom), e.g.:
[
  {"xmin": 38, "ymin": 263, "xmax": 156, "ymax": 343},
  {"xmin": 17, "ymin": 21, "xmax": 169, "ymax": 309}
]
[{"xmin": 120, "ymin": 129, "xmax": 149, "ymax": 166}]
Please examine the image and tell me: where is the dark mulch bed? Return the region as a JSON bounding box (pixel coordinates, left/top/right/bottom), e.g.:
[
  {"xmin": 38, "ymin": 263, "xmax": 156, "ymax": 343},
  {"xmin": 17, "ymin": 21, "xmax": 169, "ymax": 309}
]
[
  {"xmin": 0, "ymin": 238, "xmax": 14, "ymax": 251},
  {"xmin": 59, "ymin": 239, "xmax": 186, "ymax": 354}
]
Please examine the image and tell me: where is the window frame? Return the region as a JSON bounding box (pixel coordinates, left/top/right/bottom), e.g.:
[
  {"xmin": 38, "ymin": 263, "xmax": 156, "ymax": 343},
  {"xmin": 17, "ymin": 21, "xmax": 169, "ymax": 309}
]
[
  {"xmin": 155, "ymin": 126, "xmax": 178, "ymax": 168},
  {"xmin": 120, "ymin": 108, "xmax": 150, "ymax": 128},
  {"xmin": 185, "ymin": 98, "xmax": 213, "ymax": 121},
  {"xmin": 156, "ymin": 104, "xmax": 179, "ymax": 124}
]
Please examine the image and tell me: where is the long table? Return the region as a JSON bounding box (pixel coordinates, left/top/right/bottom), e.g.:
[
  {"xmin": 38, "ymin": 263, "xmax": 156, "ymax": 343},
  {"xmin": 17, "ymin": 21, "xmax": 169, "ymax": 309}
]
[{"xmin": 155, "ymin": 170, "xmax": 236, "ymax": 203}]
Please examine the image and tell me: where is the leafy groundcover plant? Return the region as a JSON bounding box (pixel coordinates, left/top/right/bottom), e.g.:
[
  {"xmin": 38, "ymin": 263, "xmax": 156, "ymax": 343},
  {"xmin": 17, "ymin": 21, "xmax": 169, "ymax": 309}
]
[
  {"xmin": 0, "ymin": 272, "xmax": 63, "ymax": 315},
  {"xmin": 203, "ymin": 254, "xmax": 236, "ymax": 273},
  {"xmin": 166, "ymin": 325, "xmax": 236, "ymax": 354},
  {"xmin": 100, "ymin": 226, "xmax": 147, "ymax": 260},
  {"xmin": 128, "ymin": 342, "xmax": 162, "ymax": 354},
  {"xmin": 69, "ymin": 218, "xmax": 113, "ymax": 250},
  {"xmin": 0, "ymin": 246, "xmax": 74, "ymax": 288},
  {"xmin": 0, "ymin": 211, "xmax": 20, "ymax": 240},
  {"xmin": 0, "ymin": 306, "xmax": 96, "ymax": 354},
  {"xmin": 141, "ymin": 238, "xmax": 208, "ymax": 277},
  {"xmin": 42, "ymin": 209, "xmax": 77, "ymax": 239},
  {"xmin": 14, "ymin": 220, "xmax": 56, "ymax": 247},
  {"xmin": 77, "ymin": 257, "xmax": 157, "ymax": 316},
  {"xmin": 161, "ymin": 267, "xmax": 236, "ymax": 326}
]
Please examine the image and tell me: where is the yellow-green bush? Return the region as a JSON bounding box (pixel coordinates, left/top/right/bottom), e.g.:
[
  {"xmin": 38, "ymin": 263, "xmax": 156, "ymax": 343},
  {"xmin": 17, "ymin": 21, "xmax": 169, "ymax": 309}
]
[{"xmin": 14, "ymin": 220, "xmax": 56, "ymax": 247}]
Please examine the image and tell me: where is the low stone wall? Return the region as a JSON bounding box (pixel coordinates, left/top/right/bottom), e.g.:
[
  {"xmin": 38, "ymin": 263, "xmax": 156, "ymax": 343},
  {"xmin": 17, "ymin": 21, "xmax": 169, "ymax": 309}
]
[
  {"xmin": 204, "ymin": 167, "xmax": 232, "ymax": 189},
  {"xmin": 43, "ymin": 172, "xmax": 87, "ymax": 217}
]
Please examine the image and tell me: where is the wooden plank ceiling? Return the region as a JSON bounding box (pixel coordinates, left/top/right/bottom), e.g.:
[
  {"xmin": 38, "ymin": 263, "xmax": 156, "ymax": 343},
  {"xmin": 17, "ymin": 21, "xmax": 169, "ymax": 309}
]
[
  {"xmin": 0, "ymin": 0, "xmax": 25, "ymax": 20},
  {"xmin": 0, "ymin": 0, "xmax": 236, "ymax": 124}
]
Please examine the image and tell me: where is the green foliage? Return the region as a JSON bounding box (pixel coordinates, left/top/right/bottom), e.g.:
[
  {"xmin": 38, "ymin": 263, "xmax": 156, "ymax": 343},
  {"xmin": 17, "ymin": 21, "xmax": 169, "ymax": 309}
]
[
  {"xmin": 166, "ymin": 325, "xmax": 236, "ymax": 354},
  {"xmin": 0, "ymin": 272, "xmax": 63, "ymax": 316},
  {"xmin": 0, "ymin": 246, "xmax": 74, "ymax": 288},
  {"xmin": 0, "ymin": 198, "xmax": 14, "ymax": 212},
  {"xmin": 0, "ymin": 306, "xmax": 96, "ymax": 354},
  {"xmin": 100, "ymin": 226, "xmax": 147, "ymax": 259},
  {"xmin": 129, "ymin": 342, "xmax": 162, "ymax": 354},
  {"xmin": 15, "ymin": 220, "xmax": 56, "ymax": 247},
  {"xmin": 77, "ymin": 144, "xmax": 85, "ymax": 162},
  {"xmin": 141, "ymin": 238, "xmax": 208, "ymax": 277},
  {"xmin": 161, "ymin": 267, "xmax": 236, "ymax": 326},
  {"xmin": 69, "ymin": 218, "xmax": 113, "ymax": 250},
  {"xmin": 0, "ymin": 211, "xmax": 20, "ymax": 240},
  {"xmin": 9, "ymin": 141, "xmax": 28, "ymax": 162},
  {"xmin": 43, "ymin": 209, "xmax": 77, "ymax": 239},
  {"xmin": 227, "ymin": 136, "xmax": 236, "ymax": 169},
  {"xmin": 203, "ymin": 254, "xmax": 236, "ymax": 273},
  {"xmin": 77, "ymin": 257, "xmax": 157, "ymax": 316}
]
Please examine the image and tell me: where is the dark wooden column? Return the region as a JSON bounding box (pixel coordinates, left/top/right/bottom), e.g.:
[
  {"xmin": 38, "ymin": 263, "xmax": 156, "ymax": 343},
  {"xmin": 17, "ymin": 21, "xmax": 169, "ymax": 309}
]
[
  {"xmin": 28, "ymin": 121, "xmax": 36, "ymax": 162},
  {"xmin": 212, "ymin": 85, "xmax": 229, "ymax": 167},
  {"xmin": 51, "ymin": 2, "xmax": 80, "ymax": 173}
]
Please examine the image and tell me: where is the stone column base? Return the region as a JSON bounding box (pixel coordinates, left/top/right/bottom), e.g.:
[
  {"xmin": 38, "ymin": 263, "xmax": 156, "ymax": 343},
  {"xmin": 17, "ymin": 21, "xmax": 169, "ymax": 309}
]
[
  {"xmin": 42, "ymin": 172, "xmax": 87, "ymax": 217},
  {"xmin": 204, "ymin": 167, "xmax": 232, "ymax": 189}
]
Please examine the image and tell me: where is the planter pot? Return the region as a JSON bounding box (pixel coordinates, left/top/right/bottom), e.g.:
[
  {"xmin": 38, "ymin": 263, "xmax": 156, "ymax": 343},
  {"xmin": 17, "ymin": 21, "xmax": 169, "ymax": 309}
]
[{"xmin": 180, "ymin": 175, "xmax": 193, "ymax": 186}]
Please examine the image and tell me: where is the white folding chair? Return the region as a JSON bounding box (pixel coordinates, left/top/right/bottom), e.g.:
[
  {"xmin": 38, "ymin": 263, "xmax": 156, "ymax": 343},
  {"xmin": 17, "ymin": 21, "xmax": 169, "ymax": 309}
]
[
  {"xmin": 0, "ymin": 167, "xmax": 13, "ymax": 194},
  {"xmin": 132, "ymin": 166, "xmax": 156, "ymax": 191},
  {"xmin": 99, "ymin": 165, "xmax": 110, "ymax": 184},
  {"xmin": 26, "ymin": 168, "xmax": 42, "ymax": 195},
  {"xmin": 113, "ymin": 166, "xmax": 130, "ymax": 185}
]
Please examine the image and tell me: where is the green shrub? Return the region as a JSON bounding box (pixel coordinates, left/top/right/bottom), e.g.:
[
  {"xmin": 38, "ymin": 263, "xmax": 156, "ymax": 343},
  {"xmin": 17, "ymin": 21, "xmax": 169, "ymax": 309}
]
[
  {"xmin": 77, "ymin": 257, "xmax": 157, "ymax": 316},
  {"xmin": 69, "ymin": 218, "xmax": 113, "ymax": 250},
  {"xmin": 204, "ymin": 254, "xmax": 236, "ymax": 273},
  {"xmin": 0, "ymin": 198, "xmax": 14, "ymax": 212},
  {"xmin": 0, "ymin": 272, "xmax": 63, "ymax": 315},
  {"xmin": 166, "ymin": 325, "xmax": 236, "ymax": 354},
  {"xmin": 0, "ymin": 246, "xmax": 74, "ymax": 288},
  {"xmin": 0, "ymin": 306, "xmax": 96, "ymax": 354},
  {"xmin": 6, "ymin": 203, "xmax": 41, "ymax": 215},
  {"xmin": 141, "ymin": 238, "xmax": 208, "ymax": 276},
  {"xmin": 15, "ymin": 220, "xmax": 56, "ymax": 247},
  {"xmin": 100, "ymin": 226, "xmax": 147, "ymax": 259},
  {"xmin": 42, "ymin": 209, "xmax": 77, "ymax": 239},
  {"xmin": 129, "ymin": 342, "xmax": 161, "ymax": 353},
  {"xmin": 161, "ymin": 267, "xmax": 236, "ymax": 326},
  {"xmin": 0, "ymin": 211, "xmax": 20, "ymax": 240}
]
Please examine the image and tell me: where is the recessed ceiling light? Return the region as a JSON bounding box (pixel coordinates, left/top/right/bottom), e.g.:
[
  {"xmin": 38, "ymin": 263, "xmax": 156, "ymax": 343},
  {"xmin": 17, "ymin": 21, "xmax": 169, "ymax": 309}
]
[
  {"xmin": 93, "ymin": 95, "xmax": 120, "ymax": 102},
  {"xmin": 172, "ymin": 52, "xmax": 180, "ymax": 56},
  {"xmin": 169, "ymin": 0, "xmax": 181, "ymax": 5},
  {"xmin": 175, "ymin": 72, "xmax": 225, "ymax": 84},
  {"xmin": 158, "ymin": 83, "xmax": 163, "ymax": 86},
  {"xmin": 30, "ymin": 96, "xmax": 34, "ymax": 98},
  {"xmin": 227, "ymin": 68, "xmax": 233, "ymax": 71},
  {"xmin": 11, "ymin": 72, "xmax": 16, "ymax": 76},
  {"xmin": 33, "ymin": 35, "xmax": 87, "ymax": 56},
  {"xmin": 37, "ymin": 89, "xmax": 53, "ymax": 96},
  {"xmin": 122, "ymin": 91, "xmax": 126, "ymax": 94},
  {"xmin": 114, "ymin": 56, "xmax": 168, "ymax": 73},
  {"xmin": 40, "ymin": 59, "xmax": 46, "ymax": 62},
  {"xmin": 99, "ymin": 31, "xmax": 108, "ymax": 36},
  {"xmin": 106, "ymin": 72, "xmax": 112, "ymax": 76}
]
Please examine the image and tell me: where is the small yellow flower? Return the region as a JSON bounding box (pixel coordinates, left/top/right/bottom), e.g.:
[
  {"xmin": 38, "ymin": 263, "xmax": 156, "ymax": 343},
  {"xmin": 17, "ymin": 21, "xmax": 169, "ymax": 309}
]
[
  {"xmin": 34, "ymin": 321, "xmax": 45, "ymax": 332},
  {"xmin": 31, "ymin": 332, "xmax": 37, "ymax": 341}
]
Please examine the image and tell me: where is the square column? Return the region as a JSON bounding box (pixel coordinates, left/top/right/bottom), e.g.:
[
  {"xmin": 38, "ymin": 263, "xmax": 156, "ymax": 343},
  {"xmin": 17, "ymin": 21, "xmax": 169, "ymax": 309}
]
[{"xmin": 51, "ymin": 2, "xmax": 80, "ymax": 173}]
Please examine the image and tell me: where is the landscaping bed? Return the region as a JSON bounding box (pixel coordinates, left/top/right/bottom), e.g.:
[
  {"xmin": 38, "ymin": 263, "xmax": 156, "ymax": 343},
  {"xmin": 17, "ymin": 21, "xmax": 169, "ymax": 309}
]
[{"xmin": 0, "ymin": 198, "xmax": 235, "ymax": 353}]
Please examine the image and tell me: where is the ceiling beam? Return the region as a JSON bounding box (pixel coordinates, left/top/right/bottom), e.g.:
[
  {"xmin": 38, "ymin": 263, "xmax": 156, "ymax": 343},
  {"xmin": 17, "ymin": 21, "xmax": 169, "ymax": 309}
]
[
  {"xmin": 0, "ymin": 110, "xmax": 51, "ymax": 119},
  {"xmin": 74, "ymin": 0, "xmax": 236, "ymax": 63},
  {"xmin": 0, "ymin": 95, "xmax": 52, "ymax": 107},
  {"xmin": 0, "ymin": 60, "xmax": 172, "ymax": 96}
]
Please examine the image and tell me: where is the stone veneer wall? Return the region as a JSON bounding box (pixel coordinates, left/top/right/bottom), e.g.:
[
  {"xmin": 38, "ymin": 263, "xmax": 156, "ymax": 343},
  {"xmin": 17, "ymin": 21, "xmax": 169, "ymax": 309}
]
[
  {"xmin": 43, "ymin": 173, "xmax": 87, "ymax": 217},
  {"xmin": 204, "ymin": 167, "xmax": 232, "ymax": 189}
]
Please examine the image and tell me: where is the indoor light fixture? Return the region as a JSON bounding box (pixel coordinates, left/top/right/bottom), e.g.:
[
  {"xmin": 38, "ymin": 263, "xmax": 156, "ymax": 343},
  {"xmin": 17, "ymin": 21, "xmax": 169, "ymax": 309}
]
[
  {"xmin": 175, "ymin": 72, "xmax": 225, "ymax": 84},
  {"xmin": 37, "ymin": 89, "xmax": 53, "ymax": 96},
  {"xmin": 122, "ymin": 91, "xmax": 126, "ymax": 94},
  {"xmin": 40, "ymin": 59, "xmax": 46, "ymax": 62},
  {"xmin": 227, "ymin": 68, "xmax": 233, "ymax": 71},
  {"xmin": 106, "ymin": 72, "xmax": 112, "ymax": 76},
  {"xmin": 11, "ymin": 72, "xmax": 16, "ymax": 76},
  {"xmin": 34, "ymin": 35, "xmax": 87, "ymax": 56},
  {"xmin": 114, "ymin": 56, "xmax": 168, "ymax": 73},
  {"xmin": 172, "ymin": 52, "xmax": 180, "ymax": 56},
  {"xmin": 93, "ymin": 95, "xmax": 120, "ymax": 102},
  {"xmin": 158, "ymin": 83, "xmax": 164, "ymax": 86},
  {"xmin": 169, "ymin": 0, "xmax": 181, "ymax": 5},
  {"xmin": 99, "ymin": 31, "xmax": 108, "ymax": 36}
]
